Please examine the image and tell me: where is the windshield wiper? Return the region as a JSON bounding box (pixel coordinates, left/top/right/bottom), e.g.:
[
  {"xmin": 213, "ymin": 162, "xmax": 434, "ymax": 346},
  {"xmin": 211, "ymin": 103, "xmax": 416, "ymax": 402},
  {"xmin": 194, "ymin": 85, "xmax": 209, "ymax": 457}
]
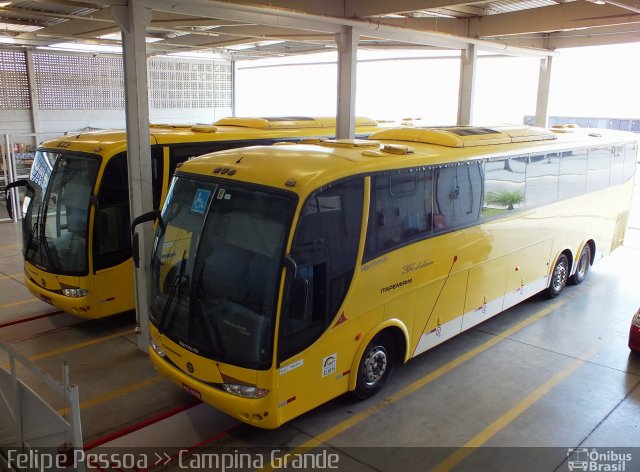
[
  {"xmin": 40, "ymin": 233, "xmax": 58, "ymax": 272},
  {"xmin": 158, "ymin": 250, "xmax": 188, "ymax": 333},
  {"xmin": 24, "ymin": 202, "xmax": 42, "ymax": 261},
  {"xmin": 190, "ymin": 265, "xmax": 222, "ymax": 355}
]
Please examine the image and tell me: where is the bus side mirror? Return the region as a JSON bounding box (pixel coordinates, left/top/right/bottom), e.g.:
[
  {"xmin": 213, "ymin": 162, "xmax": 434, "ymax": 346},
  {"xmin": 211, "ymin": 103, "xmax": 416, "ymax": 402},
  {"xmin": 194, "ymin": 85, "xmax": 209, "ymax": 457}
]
[
  {"xmin": 130, "ymin": 210, "xmax": 164, "ymax": 268},
  {"xmin": 5, "ymin": 179, "xmax": 30, "ymax": 220}
]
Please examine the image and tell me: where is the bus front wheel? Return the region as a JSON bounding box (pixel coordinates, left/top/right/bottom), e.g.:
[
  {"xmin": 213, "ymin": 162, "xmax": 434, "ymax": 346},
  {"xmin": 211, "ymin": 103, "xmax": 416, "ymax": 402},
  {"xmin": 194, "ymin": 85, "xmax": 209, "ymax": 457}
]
[
  {"xmin": 352, "ymin": 332, "xmax": 395, "ymax": 400},
  {"xmin": 546, "ymin": 254, "xmax": 569, "ymax": 299}
]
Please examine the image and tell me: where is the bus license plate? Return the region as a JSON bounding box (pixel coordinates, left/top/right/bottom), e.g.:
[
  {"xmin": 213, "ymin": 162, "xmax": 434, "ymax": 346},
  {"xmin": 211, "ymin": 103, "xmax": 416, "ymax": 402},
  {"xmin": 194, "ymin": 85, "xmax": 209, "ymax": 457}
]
[
  {"xmin": 182, "ymin": 383, "xmax": 202, "ymax": 400},
  {"xmin": 40, "ymin": 294, "xmax": 52, "ymax": 305}
]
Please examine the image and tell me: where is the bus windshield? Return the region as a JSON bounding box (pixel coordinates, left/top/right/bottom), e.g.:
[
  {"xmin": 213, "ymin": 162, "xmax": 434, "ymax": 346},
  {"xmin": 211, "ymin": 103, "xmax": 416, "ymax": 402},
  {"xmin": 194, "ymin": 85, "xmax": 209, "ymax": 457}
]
[
  {"xmin": 23, "ymin": 151, "xmax": 100, "ymax": 275},
  {"xmin": 149, "ymin": 176, "xmax": 295, "ymax": 370}
]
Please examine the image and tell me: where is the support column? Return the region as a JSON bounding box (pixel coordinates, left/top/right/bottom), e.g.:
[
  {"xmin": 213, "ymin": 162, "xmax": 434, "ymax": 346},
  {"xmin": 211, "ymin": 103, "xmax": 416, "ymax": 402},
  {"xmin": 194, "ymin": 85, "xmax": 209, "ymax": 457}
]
[
  {"xmin": 457, "ymin": 44, "xmax": 477, "ymax": 126},
  {"xmin": 535, "ymin": 56, "xmax": 553, "ymax": 127},
  {"xmin": 111, "ymin": 0, "xmax": 153, "ymax": 352},
  {"xmin": 24, "ymin": 50, "xmax": 41, "ymax": 141},
  {"xmin": 335, "ymin": 27, "xmax": 358, "ymax": 139}
]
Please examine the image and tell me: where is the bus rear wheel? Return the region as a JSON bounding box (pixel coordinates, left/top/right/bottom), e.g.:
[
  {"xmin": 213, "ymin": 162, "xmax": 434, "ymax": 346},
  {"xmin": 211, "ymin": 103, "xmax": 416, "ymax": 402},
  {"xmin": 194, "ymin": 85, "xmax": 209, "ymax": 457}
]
[
  {"xmin": 352, "ymin": 333, "xmax": 395, "ymax": 400},
  {"xmin": 546, "ymin": 254, "xmax": 569, "ymax": 299},
  {"xmin": 570, "ymin": 245, "xmax": 591, "ymax": 285}
]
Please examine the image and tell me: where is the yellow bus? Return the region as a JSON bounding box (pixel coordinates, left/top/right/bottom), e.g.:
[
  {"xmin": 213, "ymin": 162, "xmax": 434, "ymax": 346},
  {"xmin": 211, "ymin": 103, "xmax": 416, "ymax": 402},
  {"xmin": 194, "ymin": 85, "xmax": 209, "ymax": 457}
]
[
  {"xmin": 6, "ymin": 116, "xmax": 381, "ymax": 318},
  {"xmin": 142, "ymin": 125, "xmax": 637, "ymax": 429}
]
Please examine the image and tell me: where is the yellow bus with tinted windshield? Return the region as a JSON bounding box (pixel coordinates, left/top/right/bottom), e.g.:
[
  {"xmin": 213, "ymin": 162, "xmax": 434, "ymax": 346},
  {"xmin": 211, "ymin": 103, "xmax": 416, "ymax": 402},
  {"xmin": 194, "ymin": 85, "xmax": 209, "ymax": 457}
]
[{"xmin": 143, "ymin": 125, "xmax": 637, "ymax": 428}]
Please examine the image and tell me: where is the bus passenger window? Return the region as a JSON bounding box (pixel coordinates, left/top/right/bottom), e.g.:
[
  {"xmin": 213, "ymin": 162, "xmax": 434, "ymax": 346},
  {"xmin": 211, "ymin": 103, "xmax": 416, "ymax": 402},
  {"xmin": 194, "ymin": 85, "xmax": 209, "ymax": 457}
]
[
  {"xmin": 587, "ymin": 147, "xmax": 611, "ymax": 192},
  {"xmin": 623, "ymin": 143, "xmax": 637, "ymax": 183},
  {"xmin": 610, "ymin": 146, "xmax": 625, "ymax": 186},
  {"xmin": 526, "ymin": 153, "xmax": 560, "ymax": 207},
  {"xmin": 434, "ymin": 163, "xmax": 483, "ymax": 230},
  {"xmin": 558, "ymin": 149, "xmax": 588, "ymax": 200},
  {"xmin": 483, "ymin": 157, "xmax": 526, "ymax": 218},
  {"xmin": 365, "ymin": 169, "xmax": 433, "ymax": 259}
]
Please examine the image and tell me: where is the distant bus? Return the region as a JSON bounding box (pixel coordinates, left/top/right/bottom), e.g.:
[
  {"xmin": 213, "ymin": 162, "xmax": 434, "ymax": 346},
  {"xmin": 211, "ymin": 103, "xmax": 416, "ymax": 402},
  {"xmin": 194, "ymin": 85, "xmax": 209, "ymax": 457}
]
[
  {"xmin": 6, "ymin": 116, "xmax": 381, "ymax": 318},
  {"xmin": 524, "ymin": 115, "xmax": 640, "ymax": 132},
  {"xmin": 141, "ymin": 125, "xmax": 637, "ymax": 429}
]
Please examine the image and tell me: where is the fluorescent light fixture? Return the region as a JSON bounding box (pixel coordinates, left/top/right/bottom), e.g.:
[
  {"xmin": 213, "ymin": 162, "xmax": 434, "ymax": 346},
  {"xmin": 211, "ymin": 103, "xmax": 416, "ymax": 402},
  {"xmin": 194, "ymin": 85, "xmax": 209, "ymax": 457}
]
[
  {"xmin": 226, "ymin": 43, "xmax": 256, "ymax": 51},
  {"xmin": 165, "ymin": 51, "xmax": 224, "ymax": 59},
  {"xmin": 45, "ymin": 42, "xmax": 122, "ymax": 53},
  {"xmin": 0, "ymin": 36, "xmax": 15, "ymax": 44},
  {"xmin": 0, "ymin": 2, "xmax": 13, "ymax": 7},
  {"xmin": 99, "ymin": 32, "xmax": 163, "ymax": 43},
  {"xmin": 256, "ymin": 40, "xmax": 285, "ymax": 47}
]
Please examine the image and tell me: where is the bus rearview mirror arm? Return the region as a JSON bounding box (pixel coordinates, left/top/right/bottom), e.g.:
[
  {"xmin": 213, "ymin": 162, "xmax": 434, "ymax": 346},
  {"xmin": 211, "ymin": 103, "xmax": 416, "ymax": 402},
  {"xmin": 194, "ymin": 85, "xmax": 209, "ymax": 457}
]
[
  {"xmin": 4, "ymin": 179, "xmax": 31, "ymax": 220},
  {"xmin": 283, "ymin": 254, "xmax": 298, "ymax": 279},
  {"xmin": 130, "ymin": 210, "xmax": 165, "ymax": 268}
]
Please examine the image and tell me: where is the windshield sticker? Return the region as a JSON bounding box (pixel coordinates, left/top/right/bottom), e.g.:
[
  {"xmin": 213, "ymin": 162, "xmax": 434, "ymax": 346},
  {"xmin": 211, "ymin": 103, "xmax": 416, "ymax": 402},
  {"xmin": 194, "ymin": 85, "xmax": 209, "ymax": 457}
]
[
  {"xmin": 279, "ymin": 359, "xmax": 304, "ymax": 375},
  {"xmin": 191, "ymin": 189, "xmax": 211, "ymax": 214},
  {"xmin": 322, "ymin": 354, "xmax": 337, "ymax": 377},
  {"xmin": 217, "ymin": 189, "xmax": 226, "ymax": 200},
  {"xmin": 224, "ymin": 193, "xmax": 231, "ymax": 200}
]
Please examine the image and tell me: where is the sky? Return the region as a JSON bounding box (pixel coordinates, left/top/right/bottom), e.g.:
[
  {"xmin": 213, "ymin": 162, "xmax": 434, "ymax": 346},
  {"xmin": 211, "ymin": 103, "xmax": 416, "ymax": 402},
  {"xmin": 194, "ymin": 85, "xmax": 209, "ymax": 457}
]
[{"xmin": 235, "ymin": 42, "xmax": 640, "ymax": 125}]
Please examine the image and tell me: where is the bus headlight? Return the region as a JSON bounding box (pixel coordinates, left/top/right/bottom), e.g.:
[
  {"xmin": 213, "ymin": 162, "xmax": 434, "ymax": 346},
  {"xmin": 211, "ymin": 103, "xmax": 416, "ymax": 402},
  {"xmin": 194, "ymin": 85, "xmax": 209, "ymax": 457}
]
[
  {"xmin": 222, "ymin": 384, "xmax": 269, "ymax": 399},
  {"xmin": 61, "ymin": 288, "xmax": 89, "ymax": 298},
  {"xmin": 151, "ymin": 339, "xmax": 166, "ymax": 358}
]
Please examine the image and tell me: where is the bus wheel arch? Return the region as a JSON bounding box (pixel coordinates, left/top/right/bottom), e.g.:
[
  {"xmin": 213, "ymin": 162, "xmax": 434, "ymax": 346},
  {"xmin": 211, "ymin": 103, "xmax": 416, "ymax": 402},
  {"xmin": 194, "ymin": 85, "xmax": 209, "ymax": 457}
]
[
  {"xmin": 349, "ymin": 324, "xmax": 407, "ymax": 400},
  {"xmin": 546, "ymin": 250, "xmax": 571, "ymax": 298},
  {"xmin": 570, "ymin": 240, "xmax": 594, "ymax": 285}
]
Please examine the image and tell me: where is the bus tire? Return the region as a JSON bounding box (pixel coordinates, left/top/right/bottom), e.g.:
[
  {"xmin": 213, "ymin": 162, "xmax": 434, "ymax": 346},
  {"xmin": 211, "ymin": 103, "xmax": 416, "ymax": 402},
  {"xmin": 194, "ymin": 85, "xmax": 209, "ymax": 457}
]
[
  {"xmin": 546, "ymin": 253, "xmax": 569, "ymax": 299},
  {"xmin": 352, "ymin": 332, "xmax": 395, "ymax": 400},
  {"xmin": 570, "ymin": 245, "xmax": 591, "ymax": 285}
]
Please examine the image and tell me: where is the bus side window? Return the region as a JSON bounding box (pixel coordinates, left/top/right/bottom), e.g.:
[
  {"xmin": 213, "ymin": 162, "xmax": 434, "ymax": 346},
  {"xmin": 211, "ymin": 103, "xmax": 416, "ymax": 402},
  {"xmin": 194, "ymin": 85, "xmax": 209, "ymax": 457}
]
[
  {"xmin": 483, "ymin": 157, "xmax": 526, "ymax": 218},
  {"xmin": 587, "ymin": 147, "xmax": 611, "ymax": 192},
  {"xmin": 93, "ymin": 152, "xmax": 131, "ymax": 271},
  {"xmin": 279, "ymin": 177, "xmax": 364, "ymax": 361},
  {"xmin": 364, "ymin": 169, "xmax": 433, "ymax": 259},
  {"xmin": 623, "ymin": 143, "xmax": 637, "ymax": 183},
  {"xmin": 526, "ymin": 152, "xmax": 560, "ymax": 208},
  {"xmin": 434, "ymin": 163, "xmax": 483, "ymax": 230},
  {"xmin": 558, "ymin": 149, "xmax": 588, "ymax": 200},
  {"xmin": 151, "ymin": 147, "xmax": 164, "ymax": 210}
]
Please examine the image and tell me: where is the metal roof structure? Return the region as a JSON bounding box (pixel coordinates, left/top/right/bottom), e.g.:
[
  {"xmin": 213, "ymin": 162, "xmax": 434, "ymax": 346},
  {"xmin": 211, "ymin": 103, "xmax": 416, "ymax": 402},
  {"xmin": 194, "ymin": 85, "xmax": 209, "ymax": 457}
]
[{"xmin": 0, "ymin": 0, "xmax": 638, "ymax": 59}]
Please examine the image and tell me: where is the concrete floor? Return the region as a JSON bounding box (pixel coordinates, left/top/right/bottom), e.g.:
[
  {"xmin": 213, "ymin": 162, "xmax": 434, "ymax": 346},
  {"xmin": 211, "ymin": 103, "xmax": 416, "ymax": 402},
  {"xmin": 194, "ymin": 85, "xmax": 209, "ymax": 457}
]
[{"xmin": 1, "ymin": 183, "xmax": 639, "ymax": 471}]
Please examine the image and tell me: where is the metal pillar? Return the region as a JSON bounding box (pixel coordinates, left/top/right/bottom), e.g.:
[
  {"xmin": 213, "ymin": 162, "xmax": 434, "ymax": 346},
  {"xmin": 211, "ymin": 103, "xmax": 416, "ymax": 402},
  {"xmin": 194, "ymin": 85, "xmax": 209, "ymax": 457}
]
[
  {"xmin": 3, "ymin": 134, "xmax": 19, "ymax": 222},
  {"xmin": 336, "ymin": 26, "xmax": 358, "ymax": 139},
  {"xmin": 535, "ymin": 56, "xmax": 553, "ymax": 128},
  {"xmin": 457, "ymin": 44, "xmax": 477, "ymax": 126},
  {"xmin": 111, "ymin": 0, "xmax": 153, "ymax": 352}
]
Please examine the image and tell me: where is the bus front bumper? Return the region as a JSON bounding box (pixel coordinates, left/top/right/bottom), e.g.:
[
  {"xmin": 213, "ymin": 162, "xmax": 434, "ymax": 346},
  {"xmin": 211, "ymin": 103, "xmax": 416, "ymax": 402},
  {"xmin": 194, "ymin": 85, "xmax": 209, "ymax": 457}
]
[
  {"xmin": 149, "ymin": 348, "xmax": 281, "ymax": 429},
  {"xmin": 23, "ymin": 268, "xmax": 97, "ymax": 318}
]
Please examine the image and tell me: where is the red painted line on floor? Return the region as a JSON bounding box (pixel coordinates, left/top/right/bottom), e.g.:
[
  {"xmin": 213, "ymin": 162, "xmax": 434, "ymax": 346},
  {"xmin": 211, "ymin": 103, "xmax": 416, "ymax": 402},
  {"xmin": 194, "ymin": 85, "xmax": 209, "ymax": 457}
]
[
  {"xmin": 83, "ymin": 399, "xmax": 203, "ymax": 451},
  {"xmin": 0, "ymin": 309, "xmax": 63, "ymax": 329}
]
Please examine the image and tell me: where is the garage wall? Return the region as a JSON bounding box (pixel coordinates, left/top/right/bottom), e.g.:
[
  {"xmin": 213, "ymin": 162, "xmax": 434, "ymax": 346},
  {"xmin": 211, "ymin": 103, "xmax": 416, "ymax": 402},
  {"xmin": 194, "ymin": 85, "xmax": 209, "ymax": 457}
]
[{"xmin": 0, "ymin": 49, "xmax": 233, "ymax": 145}]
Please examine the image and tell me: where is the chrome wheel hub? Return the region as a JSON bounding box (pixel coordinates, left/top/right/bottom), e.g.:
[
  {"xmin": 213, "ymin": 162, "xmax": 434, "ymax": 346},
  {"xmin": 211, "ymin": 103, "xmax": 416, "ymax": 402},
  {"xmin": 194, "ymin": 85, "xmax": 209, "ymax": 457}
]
[
  {"xmin": 363, "ymin": 347, "xmax": 387, "ymax": 386},
  {"xmin": 553, "ymin": 261, "xmax": 568, "ymax": 292}
]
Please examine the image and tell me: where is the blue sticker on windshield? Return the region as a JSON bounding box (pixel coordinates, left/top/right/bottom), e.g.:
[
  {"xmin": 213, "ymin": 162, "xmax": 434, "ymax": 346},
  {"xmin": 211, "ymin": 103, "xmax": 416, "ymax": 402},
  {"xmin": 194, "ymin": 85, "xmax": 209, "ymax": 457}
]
[{"xmin": 191, "ymin": 189, "xmax": 211, "ymax": 214}]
